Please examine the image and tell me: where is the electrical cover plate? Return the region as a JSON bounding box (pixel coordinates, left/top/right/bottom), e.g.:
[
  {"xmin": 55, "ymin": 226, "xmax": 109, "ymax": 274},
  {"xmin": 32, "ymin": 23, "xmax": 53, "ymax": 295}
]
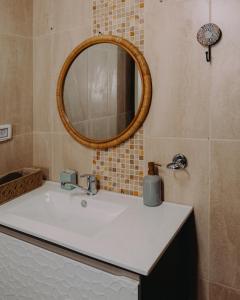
[{"xmin": 0, "ymin": 124, "xmax": 12, "ymax": 142}]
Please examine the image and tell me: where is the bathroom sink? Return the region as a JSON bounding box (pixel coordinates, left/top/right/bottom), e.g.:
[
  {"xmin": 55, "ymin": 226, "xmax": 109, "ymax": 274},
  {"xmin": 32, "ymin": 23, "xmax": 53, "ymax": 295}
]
[
  {"xmin": 0, "ymin": 189, "xmax": 127, "ymax": 237},
  {"xmin": 0, "ymin": 181, "xmax": 192, "ymax": 275}
]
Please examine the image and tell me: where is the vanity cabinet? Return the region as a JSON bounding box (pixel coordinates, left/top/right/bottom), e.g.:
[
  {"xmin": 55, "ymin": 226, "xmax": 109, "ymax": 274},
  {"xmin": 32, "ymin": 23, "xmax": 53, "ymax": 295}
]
[
  {"xmin": 0, "ymin": 217, "xmax": 194, "ymax": 300},
  {"xmin": 0, "ymin": 233, "xmax": 139, "ymax": 300},
  {"xmin": 0, "ymin": 182, "xmax": 194, "ymax": 300}
]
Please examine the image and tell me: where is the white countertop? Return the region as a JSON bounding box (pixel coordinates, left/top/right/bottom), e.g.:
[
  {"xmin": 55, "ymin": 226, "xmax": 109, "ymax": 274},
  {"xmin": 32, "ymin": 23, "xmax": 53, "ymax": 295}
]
[{"xmin": 0, "ymin": 181, "xmax": 192, "ymax": 275}]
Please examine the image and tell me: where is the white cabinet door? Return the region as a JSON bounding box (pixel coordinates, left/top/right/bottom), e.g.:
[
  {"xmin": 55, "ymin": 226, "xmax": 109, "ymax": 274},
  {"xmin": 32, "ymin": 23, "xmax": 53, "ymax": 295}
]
[{"xmin": 0, "ymin": 233, "xmax": 139, "ymax": 300}]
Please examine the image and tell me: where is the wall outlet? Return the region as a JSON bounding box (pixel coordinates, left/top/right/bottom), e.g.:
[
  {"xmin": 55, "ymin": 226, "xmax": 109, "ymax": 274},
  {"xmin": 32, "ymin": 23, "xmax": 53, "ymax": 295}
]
[{"xmin": 0, "ymin": 124, "xmax": 12, "ymax": 142}]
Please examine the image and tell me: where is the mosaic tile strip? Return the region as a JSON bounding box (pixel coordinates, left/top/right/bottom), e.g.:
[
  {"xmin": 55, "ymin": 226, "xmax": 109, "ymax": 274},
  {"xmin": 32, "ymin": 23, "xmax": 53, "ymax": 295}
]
[
  {"xmin": 92, "ymin": 0, "xmax": 144, "ymax": 196},
  {"xmin": 93, "ymin": 128, "xmax": 144, "ymax": 196},
  {"xmin": 92, "ymin": 0, "xmax": 144, "ymax": 52}
]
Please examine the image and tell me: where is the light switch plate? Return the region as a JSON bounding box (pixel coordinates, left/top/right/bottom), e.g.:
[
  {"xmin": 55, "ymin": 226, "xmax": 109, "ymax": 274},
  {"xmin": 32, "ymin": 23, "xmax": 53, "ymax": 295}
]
[{"xmin": 0, "ymin": 124, "xmax": 12, "ymax": 142}]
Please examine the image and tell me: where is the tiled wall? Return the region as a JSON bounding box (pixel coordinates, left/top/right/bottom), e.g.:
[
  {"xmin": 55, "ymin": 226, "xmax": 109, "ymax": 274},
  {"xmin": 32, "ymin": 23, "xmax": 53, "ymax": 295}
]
[
  {"xmin": 92, "ymin": 0, "xmax": 145, "ymax": 196},
  {"xmin": 144, "ymin": 1, "xmax": 240, "ymax": 299},
  {"xmin": 33, "ymin": 0, "xmax": 93, "ymax": 181},
  {"xmin": 32, "ymin": 1, "xmax": 240, "ymax": 299},
  {"xmin": 0, "ymin": 0, "xmax": 33, "ymax": 175}
]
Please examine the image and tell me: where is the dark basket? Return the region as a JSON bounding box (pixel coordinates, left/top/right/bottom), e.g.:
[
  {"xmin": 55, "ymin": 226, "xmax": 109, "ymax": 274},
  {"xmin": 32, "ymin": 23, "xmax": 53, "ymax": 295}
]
[{"xmin": 0, "ymin": 168, "xmax": 43, "ymax": 205}]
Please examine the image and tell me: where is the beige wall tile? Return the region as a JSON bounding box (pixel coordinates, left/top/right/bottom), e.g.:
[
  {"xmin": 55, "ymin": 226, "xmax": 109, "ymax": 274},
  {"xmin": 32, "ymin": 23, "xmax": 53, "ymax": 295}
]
[
  {"xmin": 0, "ymin": 35, "xmax": 33, "ymax": 136},
  {"xmin": 0, "ymin": 134, "xmax": 33, "ymax": 175},
  {"xmin": 51, "ymin": 133, "xmax": 93, "ymax": 182},
  {"xmin": 33, "ymin": 36, "xmax": 52, "ymax": 132},
  {"xmin": 209, "ymin": 283, "xmax": 240, "ymax": 300},
  {"xmin": 144, "ymin": 0, "xmax": 210, "ymax": 139},
  {"xmin": 33, "ymin": 0, "xmax": 52, "ymax": 37},
  {"xmin": 0, "ymin": 0, "xmax": 33, "ymax": 175},
  {"xmin": 210, "ymin": 141, "xmax": 240, "ymax": 289},
  {"xmin": 210, "ymin": 0, "xmax": 240, "ymax": 139},
  {"xmin": 33, "ymin": 0, "xmax": 91, "ymax": 37},
  {"xmin": 144, "ymin": 137, "xmax": 210, "ymax": 279},
  {"xmin": 0, "ymin": 0, "xmax": 32, "ymax": 37},
  {"xmin": 198, "ymin": 279, "xmax": 209, "ymax": 300},
  {"xmin": 33, "ymin": 133, "xmax": 52, "ymax": 179}
]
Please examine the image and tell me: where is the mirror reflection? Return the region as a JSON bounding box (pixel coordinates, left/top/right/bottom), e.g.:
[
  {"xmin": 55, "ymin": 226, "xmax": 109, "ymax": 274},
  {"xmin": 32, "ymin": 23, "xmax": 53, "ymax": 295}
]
[{"xmin": 63, "ymin": 43, "xmax": 142, "ymax": 140}]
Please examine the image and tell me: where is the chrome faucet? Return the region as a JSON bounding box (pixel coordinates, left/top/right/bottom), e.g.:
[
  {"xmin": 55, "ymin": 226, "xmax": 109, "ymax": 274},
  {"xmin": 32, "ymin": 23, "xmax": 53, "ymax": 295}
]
[
  {"xmin": 62, "ymin": 174, "xmax": 98, "ymax": 196},
  {"xmin": 83, "ymin": 174, "xmax": 98, "ymax": 196}
]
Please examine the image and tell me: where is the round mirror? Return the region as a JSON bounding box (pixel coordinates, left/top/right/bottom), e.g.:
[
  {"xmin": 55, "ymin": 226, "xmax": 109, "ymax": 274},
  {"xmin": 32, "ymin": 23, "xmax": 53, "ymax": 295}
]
[{"xmin": 57, "ymin": 36, "xmax": 152, "ymax": 149}]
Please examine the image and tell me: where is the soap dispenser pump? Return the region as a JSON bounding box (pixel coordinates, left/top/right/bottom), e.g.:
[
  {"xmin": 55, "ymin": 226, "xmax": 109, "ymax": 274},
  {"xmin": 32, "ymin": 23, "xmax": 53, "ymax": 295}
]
[{"xmin": 143, "ymin": 162, "xmax": 162, "ymax": 207}]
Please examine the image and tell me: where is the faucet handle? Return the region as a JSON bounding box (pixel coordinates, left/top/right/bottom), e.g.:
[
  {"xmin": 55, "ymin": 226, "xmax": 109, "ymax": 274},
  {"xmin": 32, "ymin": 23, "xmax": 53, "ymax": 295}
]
[
  {"xmin": 79, "ymin": 174, "xmax": 98, "ymax": 195},
  {"xmin": 88, "ymin": 175, "xmax": 97, "ymax": 181},
  {"xmin": 89, "ymin": 175, "xmax": 98, "ymax": 195}
]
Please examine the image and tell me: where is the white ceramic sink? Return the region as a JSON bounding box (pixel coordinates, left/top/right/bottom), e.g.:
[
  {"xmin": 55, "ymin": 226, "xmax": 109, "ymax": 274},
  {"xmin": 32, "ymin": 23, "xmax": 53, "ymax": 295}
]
[
  {"xmin": 0, "ymin": 181, "xmax": 192, "ymax": 275},
  {"xmin": 0, "ymin": 189, "xmax": 127, "ymax": 237}
]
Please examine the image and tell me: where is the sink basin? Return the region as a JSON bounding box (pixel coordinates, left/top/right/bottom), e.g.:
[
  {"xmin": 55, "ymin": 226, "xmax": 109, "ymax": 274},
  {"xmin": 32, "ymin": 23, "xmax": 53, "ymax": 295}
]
[
  {"xmin": 0, "ymin": 190, "xmax": 127, "ymax": 237},
  {"xmin": 0, "ymin": 181, "xmax": 192, "ymax": 275}
]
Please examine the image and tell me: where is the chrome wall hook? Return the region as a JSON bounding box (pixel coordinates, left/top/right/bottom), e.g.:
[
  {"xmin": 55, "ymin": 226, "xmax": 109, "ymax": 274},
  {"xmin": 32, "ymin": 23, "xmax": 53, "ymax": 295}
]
[
  {"xmin": 197, "ymin": 23, "xmax": 222, "ymax": 64},
  {"xmin": 167, "ymin": 154, "xmax": 188, "ymax": 170},
  {"xmin": 206, "ymin": 45, "xmax": 211, "ymax": 63}
]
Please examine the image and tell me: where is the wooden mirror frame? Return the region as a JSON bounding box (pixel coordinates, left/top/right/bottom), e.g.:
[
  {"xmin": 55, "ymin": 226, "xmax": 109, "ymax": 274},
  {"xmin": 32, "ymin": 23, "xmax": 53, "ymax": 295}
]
[{"xmin": 57, "ymin": 35, "xmax": 152, "ymax": 149}]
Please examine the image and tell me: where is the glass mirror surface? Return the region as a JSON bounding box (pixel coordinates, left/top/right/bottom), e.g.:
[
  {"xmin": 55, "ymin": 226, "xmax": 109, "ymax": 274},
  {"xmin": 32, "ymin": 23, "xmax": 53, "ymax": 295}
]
[{"xmin": 63, "ymin": 43, "xmax": 142, "ymax": 141}]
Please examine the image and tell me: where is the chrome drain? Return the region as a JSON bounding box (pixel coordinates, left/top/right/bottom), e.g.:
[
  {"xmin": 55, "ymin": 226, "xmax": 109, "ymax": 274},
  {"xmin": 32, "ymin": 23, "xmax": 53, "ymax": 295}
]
[{"xmin": 81, "ymin": 200, "xmax": 87, "ymax": 208}]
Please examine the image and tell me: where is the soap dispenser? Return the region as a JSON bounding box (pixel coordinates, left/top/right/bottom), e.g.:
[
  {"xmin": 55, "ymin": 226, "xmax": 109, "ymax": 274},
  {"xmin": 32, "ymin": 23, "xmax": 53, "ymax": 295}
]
[{"xmin": 143, "ymin": 162, "xmax": 162, "ymax": 207}]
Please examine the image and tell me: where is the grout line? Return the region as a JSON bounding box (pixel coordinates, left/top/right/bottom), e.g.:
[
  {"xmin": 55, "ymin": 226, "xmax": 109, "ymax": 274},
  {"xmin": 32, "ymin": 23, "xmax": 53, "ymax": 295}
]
[
  {"xmin": 91, "ymin": 0, "xmax": 94, "ymax": 39},
  {"xmin": 209, "ymin": 281, "xmax": 240, "ymax": 293},
  {"xmin": 32, "ymin": 0, "xmax": 35, "ymax": 40},
  {"xmin": 210, "ymin": 138, "xmax": 240, "ymax": 142},
  {"xmin": 207, "ymin": 140, "xmax": 211, "ymax": 283},
  {"xmin": 32, "ymin": 133, "xmax": 240, "ymax": 143},
  {"xmin": 208, "ymin": 0, "xmax": 212, "ymax": 284},
  {"xmin": 144, "ymin": 136, "xmax": 240, "ymax": 142},
  {"xmin": 0, "ymin": 33, "xmax": 32, "ymax": 40},
  {"xmin": 144, "ymin": 136, "xmax": 209, "ymax": 141},
  {"xmin": 50, "ymin": 130, "xmax": 54, "ymax": 182},
  {"xmin": 33, "ymin": 131, "xmax": 65, "ymax": 135},
  {"xmin": 11, "ymin": 132, "xmax": 33, "ymax": 138},
  {"xmin": 33, "ymin": 24, "xmax": 91, "ymax": 39},
  {"xmin": 32, "ymin": 24, "xmax": 35, "ymax": 162},
  {"xmin": 90, "ymin": 0, "xmax": 94, "ymax": 176},
  {"xmin": 209, "ymin": 0, "xmax": 212, "ymax": 23}
]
